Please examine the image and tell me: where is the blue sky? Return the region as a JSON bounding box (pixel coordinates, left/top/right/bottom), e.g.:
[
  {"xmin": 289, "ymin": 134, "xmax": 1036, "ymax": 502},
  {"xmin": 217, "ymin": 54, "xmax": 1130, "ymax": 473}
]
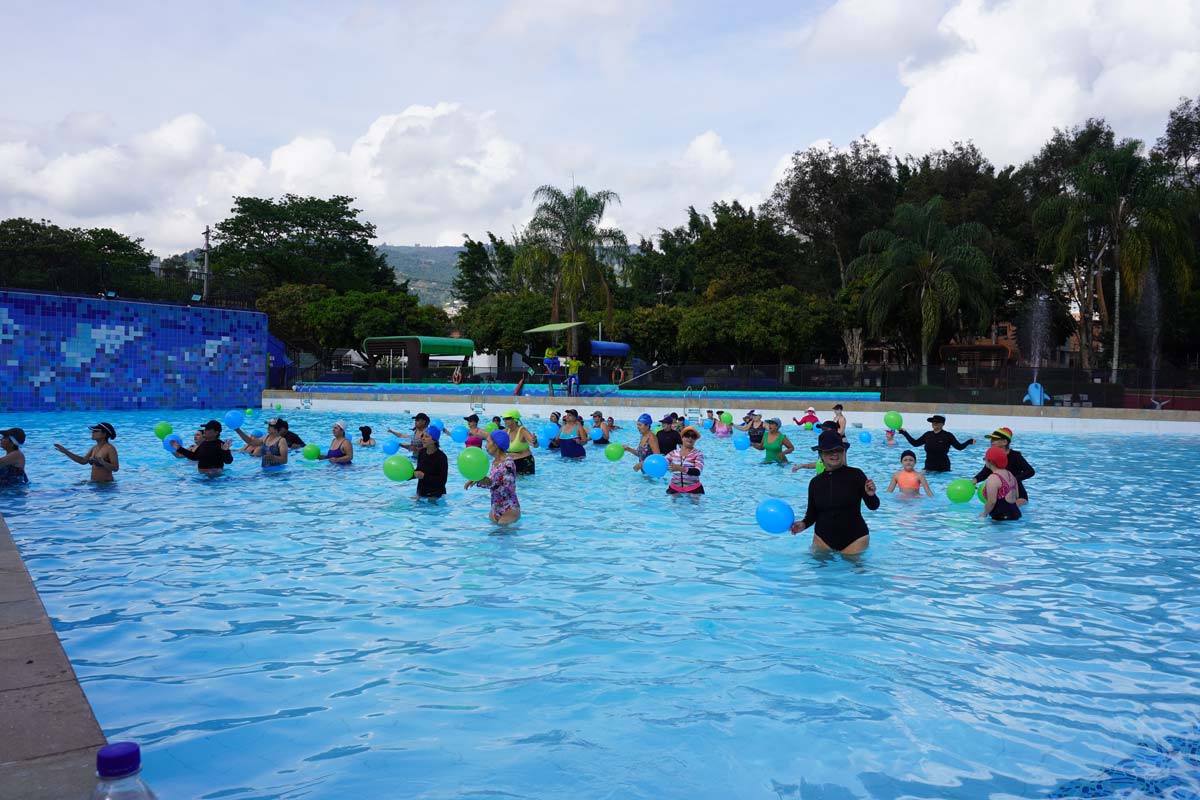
[{"xmin": 1, "ymin": 0, "xmax": 1197, "ymax": 253}]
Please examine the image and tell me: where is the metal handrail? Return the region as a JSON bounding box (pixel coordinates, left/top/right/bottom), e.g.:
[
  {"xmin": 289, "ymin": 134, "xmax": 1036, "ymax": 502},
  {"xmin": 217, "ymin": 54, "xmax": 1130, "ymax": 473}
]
[{"xmin": 620, "ymin": 364, "xmax": 665, "ymax": 387}]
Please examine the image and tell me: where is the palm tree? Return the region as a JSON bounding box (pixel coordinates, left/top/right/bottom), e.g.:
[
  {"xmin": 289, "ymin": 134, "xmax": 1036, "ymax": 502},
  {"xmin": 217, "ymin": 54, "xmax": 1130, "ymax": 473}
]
[
  {"xmin": 849, "ymin": 197, "xmax": 996, "ymax": 385},
  {"xmin": 1036, "ymin": 141, "xmax": 1193, "ymax": 381},
  {"xmin": 515, "ymin": 184, "xmax": 628, "ymax": 352}
]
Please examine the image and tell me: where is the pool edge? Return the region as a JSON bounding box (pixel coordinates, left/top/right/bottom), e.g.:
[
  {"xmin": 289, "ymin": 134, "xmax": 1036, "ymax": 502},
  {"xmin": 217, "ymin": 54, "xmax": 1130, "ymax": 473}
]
[{"xmin": 0, "ymin": 511, "xmax": 105, "ymax": 800}]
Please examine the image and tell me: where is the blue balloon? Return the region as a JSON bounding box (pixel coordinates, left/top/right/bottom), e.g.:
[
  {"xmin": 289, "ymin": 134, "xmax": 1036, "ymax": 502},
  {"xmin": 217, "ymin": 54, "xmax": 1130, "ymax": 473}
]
[
  {"xmin": 162, "ymin": 433, "xmax": 183, "ymax": 454},
  {"xmin": 590, "ymin": 426, "xmax": 604, "ymax": 441},
  {"xmin": 642, "ymin": 454, "xmax": 668, "ymax": 478},
  {"xmin": 223, "ymin": 409, "xmax": 245, "ymax": 431},
  {"xmin": 382, "ymin": 439, "xmax": 400, "ymax": 455},
  {"xmin": 733, "ymin": 432, "xmax": 751, "ymax": 451},
  {"xmin": 756, "ymin": 498, "xmax": 795, "ymax": 534},
  {"xmin": 252, "ymin": 430, "xmax": 265, "ymax": 439},
  {"xmin": 703, "ymin": 418, "xmax": 714, "ymax": 429},
  {"xmin": 429, "ymin": 418, "xmax": 444, "ymax": 431},
  {"xmin": 450, "ymin": 425, "xmax": 469, "ymax": 443},
  {"xmin": 541, "ymin": 423, "xmax": 560, "ymax": 439},
  {"xmin": 858, "ymin": 431, "xmax": 872, "ymax": 444}
]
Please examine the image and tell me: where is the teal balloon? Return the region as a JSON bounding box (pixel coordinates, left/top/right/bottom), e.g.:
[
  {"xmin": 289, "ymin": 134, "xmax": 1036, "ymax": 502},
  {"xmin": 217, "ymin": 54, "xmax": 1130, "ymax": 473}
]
[
  {"xmin": 642, "ymin": 454, "xmax": 668, "ymax": 478},
  {"xmin": 946, "ymin": 478, "xmax": 975, "ymax": 504},
  {"xmin": 732, "ymin": 432, "xmax": 751, "ymax": 451},
  {"xmin": 604, "ymin": 442, "xmax": 624, "ymax": 461},
  {"xmin": 858, "ymin": 431, "xmax": 872, "ymax": 444},
  {"xmin": 458, "ymin": 446, "xmax": 490, "ymax": 481},
  {"xmin": 884, "ymin": 411, "xmax": 903, "ymax": 430},
  {"xmin": 590, "ymin": 427, "xmax": 604, "ymax": 441},
  {"xmin": 756, "ymin": 498, "xmax": 795, "ymax": 534},
  {"xmin": 382, "ymin": 455, "xmax": 415, "ymax": 482},
  {"xmin": 382, "ymin": 439, "xmax": 400, "ymax": 455}
]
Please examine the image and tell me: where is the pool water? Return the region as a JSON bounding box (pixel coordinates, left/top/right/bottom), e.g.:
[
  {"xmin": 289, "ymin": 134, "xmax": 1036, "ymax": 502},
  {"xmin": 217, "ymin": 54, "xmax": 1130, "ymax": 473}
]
[{"xmin": 3, "ymin": 409, "xmax": 1200, "ymax": 799}]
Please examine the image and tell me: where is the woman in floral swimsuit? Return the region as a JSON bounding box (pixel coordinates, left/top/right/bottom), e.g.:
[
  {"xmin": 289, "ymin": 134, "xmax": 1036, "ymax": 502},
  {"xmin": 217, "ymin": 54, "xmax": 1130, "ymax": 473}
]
[{"xmin": 465, "ymin": 430, "xmax": 521, "ymax": 524}]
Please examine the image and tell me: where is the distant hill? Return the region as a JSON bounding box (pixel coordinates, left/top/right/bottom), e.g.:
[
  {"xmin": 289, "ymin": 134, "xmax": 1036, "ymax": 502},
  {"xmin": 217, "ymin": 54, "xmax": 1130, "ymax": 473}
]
[{"xmin": 377, "ymin": 244, "xmax": 462, "ymax": 308}]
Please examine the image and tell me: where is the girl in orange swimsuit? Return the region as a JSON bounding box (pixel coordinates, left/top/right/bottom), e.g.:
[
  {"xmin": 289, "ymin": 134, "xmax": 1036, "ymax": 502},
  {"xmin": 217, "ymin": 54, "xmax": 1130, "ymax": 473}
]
[{"xmin": 886, "ymin": 450, "xmax": 933, "ymax": 496}]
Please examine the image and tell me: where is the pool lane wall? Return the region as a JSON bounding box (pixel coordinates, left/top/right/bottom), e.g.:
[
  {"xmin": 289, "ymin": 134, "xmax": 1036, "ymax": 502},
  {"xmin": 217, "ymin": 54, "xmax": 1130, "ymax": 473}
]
[
  {"xmin": 1, "ymin": 290, "xmax": 266, "ymax": 411},
  {"xmin": 264, "ymin": 390, "xmax": 1200, "ymax": 434}
]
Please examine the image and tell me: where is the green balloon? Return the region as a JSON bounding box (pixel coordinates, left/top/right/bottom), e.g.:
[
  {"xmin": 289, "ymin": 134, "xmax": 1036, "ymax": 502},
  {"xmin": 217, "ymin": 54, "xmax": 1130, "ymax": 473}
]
[
  {"xmin": 382, "ymin": 455, "xmax": 415, "ymax": 482},
  {"xmin": 977, "ymin": 483, "xmax": 987, "ymax": 503},
  {"xmin": 805, "ymin": 422, "xmax": 813, "ymax": 430},
  {"xmin": 302, "ymin": 444, "xmax": 321, "ymax": 461},
  {"xmin": 153, "ymin": 422, "xmax": 173, "ymax": 440},
  {"xmin": 484, "ymin": 422, "xmax": 499, "ymax": 433},
  {"xmin": 814, "ymin": 459, "xmax": 825, "ymax": 474},
  {"xmin": 458, "ymin": 446, "xmax": 490, "ymax": 481},
  {"xmin": 946, "ymin": 478, "xmax": 975, "ymax": 504},
  {"xmin": 720, "ymin": 411, "xmax": 733, "ymax": 424},
  {"xmin": 883, "ymin": 411, "xmax": 903, "ymax": 430},
  {"xmin": 275, "ymin": 403, "xmax": 283, "ymax": 411},
  {"xmin": 604, "ymin": 442, "xmax": 624, "ymax": 461},
  {"xmin": 245, "ymin": 407, "xmax": 255, "ymax": 417},
  {"xmin": 653, "ymin": 424, "xmax": 662, "ymax": 433}
]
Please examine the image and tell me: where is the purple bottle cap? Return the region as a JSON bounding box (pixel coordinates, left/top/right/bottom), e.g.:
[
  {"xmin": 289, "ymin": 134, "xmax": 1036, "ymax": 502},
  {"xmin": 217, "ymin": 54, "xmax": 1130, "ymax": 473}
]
[{"xmin": 97, "ymin": 741, "xmax": 141, "ymax": 779}]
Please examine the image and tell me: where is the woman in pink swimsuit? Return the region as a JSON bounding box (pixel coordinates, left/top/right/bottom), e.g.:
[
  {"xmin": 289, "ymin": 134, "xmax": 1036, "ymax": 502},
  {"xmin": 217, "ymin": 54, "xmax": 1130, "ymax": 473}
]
[{"xmin": 666, "ymin": 426, "xmax": 705, "ymax": 495}]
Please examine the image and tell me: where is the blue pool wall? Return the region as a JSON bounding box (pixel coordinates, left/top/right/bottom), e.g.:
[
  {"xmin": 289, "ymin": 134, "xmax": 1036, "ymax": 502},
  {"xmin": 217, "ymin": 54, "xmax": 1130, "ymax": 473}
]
[{"xmin": 0, "ymin": 290, "xmax": 267, "ymax": 411}]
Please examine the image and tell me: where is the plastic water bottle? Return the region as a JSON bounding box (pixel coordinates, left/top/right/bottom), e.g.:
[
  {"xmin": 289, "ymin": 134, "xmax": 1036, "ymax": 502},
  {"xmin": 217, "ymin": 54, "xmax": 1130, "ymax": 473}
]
[{"xmin": 88, "ymin": 742, "xmax": 158, "ymax": 799}]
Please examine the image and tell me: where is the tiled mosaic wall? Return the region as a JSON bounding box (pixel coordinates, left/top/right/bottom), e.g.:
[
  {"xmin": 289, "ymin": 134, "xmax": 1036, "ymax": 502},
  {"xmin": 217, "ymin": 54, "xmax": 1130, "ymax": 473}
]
[{"xmin": 0, "ymin": 290, "xmax": 267, "ymax": 411}]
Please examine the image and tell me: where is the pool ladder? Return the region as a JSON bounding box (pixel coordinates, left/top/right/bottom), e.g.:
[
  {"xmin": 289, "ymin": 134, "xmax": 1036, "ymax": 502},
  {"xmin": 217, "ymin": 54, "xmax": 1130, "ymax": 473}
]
[{"xmin": 684, "ymin": 385, "xmax": 707, "ymax": 425}]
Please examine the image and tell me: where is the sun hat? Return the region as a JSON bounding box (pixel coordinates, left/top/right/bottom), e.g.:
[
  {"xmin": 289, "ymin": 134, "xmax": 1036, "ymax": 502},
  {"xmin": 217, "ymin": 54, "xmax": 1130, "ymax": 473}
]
[
  {"xmin": 819, "ymin": 420, "xmax": 839, "ymax": 430},
  {"xmin": 681, "ymin": 425, "xmax": 701, "ymax": 439},
  {"xmin": 489, "ymin": 430, "xmax": 510, "ymax": 451},
  {"xmin": 501, "ymin": 409, "xmax": 522, "ymax": 420},
  {"xmin": 985, "ymin": 445, "xmax": 1008, "ymax": 469},
  {"xmin": 833, "ymin": 404, "xmax": 844, "ymax": 411},
  {"xmin": 591, "ymin": 410, "xmax": 604, "ymax": 418},
  {"xmin": 89, "ymin": 422, "xmax": 117, "ymax": 439},
  {"xmin": 812, "ymin": 430, "xmax": 846, "ymax": 452},
  {"xmin": 637, "ymin": 413, "xmax": 653, "ymax": 425},
  {"xmin": 765, "ymin": 417, "xmax": 782, "ymax": 426},
  {"xmin": 806, "ymin": 406, "xmax": 816, "ymax": 413},
  {"xmin": 985, "ymin": 427, "xmax": 1013, "ymax": 442},
  {"xmin": 927, "ymin": 414, "xmax": 946, "ymax": 423},
  {"xmin": 0, "ymin": 427, "xmax": 26, "ymax": 445}
]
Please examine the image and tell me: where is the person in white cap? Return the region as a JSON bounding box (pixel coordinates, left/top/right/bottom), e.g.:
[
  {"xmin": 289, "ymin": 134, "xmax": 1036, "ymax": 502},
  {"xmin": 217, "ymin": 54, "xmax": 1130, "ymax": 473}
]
[
  {"xmin": 317, "ymin": 420, "xmax": 354, "ymax": 464},
  {"xmin": 54, "ymin": 422, "xmax": 120, "ymax": 482},
  {"xmin": 793, "ymin": 407, "xmax": 819, "ymax": 427},
  {"xmin": 0, "ymin": 427, "xmax": 29, "ymax": 486}
]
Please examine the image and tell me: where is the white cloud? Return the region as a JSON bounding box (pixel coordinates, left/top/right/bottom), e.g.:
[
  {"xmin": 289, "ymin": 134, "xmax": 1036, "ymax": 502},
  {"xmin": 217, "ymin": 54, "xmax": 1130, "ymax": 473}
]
[
  {"xmin": 845, "ymin": 0, "xmax": 1200, "ymax": 164},
  {"xmin": 796, "ymin": 0, "xmax": 957, "ymax": 65}
]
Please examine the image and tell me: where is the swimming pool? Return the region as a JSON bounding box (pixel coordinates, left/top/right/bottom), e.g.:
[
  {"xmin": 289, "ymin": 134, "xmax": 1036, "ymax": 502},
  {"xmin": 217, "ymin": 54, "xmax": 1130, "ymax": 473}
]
[{"xmin": 4, "ymin": 409, "xmax": 1200, "ymax": 799}]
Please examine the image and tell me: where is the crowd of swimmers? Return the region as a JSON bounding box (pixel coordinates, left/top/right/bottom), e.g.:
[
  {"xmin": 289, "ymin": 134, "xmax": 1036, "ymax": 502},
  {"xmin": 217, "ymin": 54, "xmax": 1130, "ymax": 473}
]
[{"xmin": 1, "ymin": 404, "xmax": 1035, "ymax": 553}]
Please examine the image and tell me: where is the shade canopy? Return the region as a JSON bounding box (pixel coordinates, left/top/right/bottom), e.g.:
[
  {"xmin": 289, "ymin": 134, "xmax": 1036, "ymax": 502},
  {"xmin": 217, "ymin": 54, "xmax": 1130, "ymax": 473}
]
[
  {"xmin": 523, "ymin": 322, "xmax": 588, "ymax": 335},
  {"xmin": 590, "ymin": 340, "xmax": 630, "ymax": 357},
  {"xmin": 362, "ymin": 336, "xmax": 475, "ymax": 357}
]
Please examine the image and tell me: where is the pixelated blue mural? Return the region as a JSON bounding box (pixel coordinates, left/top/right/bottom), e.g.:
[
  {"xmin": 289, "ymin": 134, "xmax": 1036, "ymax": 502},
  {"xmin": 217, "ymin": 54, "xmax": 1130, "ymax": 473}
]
[{"xmin": 0, "ymin": 290, "xmax": 266, "ymax": 411}]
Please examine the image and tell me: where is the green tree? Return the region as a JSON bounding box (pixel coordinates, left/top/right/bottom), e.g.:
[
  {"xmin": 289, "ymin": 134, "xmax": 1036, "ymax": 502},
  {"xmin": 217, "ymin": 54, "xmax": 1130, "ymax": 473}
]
[
  {"xmin": 850, "ymin": 198, "xmax": 996, "ymax": 384},
  {"xmin": 304, "ymin": 289, "xmax": 447, "ymax": 359},
  {"xmin": 1154, "ymin": 95, "xmax": 1200, "ymax": 188},
  {"xmin": 676, "ymin": 287, "xmax": 826, "ymax": 365},
  {"xmin": 452, "ymin": 232, "xmax": 515, "ymax": 306},
  {"xmin": 256, "ymin": 283, "xmax": 336, "ymax": 350},
  {"xmin": 0, "ymin": 218, "xmax": 154, "ymax": 294},
  {"xmin": 516, "ymin": 184, "xmax": 628, "ymax": 351},
  {"xmin": 457, "ymin": 291, "xmax": 552, "ymax": 372},
  {"xmin": 211, "ymin": 195, "xmax": 395, "ymax": 298},
  {"xmin": 693, "ymin": 201, "xmax": 804, "ymax": 300},
  {"xmin": 768, "ymin": 138, "xmax": 898, "ymax": 365}
]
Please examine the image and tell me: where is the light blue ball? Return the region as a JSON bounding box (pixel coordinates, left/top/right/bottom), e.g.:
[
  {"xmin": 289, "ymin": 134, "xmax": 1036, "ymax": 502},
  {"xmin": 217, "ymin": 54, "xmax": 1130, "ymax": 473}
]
[
  {"xmin": 162, "ymin": 433, "xmax": 183, "ymax": 453},
  {"xmin": 703, "ymin": 418, "xmax": 714, "ymax": 429},
  {"xmin": 252, "ymin": 430, "xmax": 264, "ymax": 439},
  {"xmin": 859, "ymin": 431, "xmax": 872, "ymax": 444},
  {"xmin": 541, "ymin": 423, "xmax": 560, "ymax": 440},
  {"xmin": 382, "ymin": 439, "xmax": 400, "ymax": 455},
  {"xmin": 450, "ymin": 425, "xmax": 469, "ymax": 443},
  {"xmin": 223, "ymin": 410, "xmax": 245, "ymax": 431},
  {"xmin": 590, "ymin": 427, "xmax": 604, "ymax": 441},
  {"xmin": 733, "ymin": 432, "xmax": 751, "ymax": 451},
  {"xmin": 755, "ymin": 498, "xmax": 795, "ymax": 534},
  {"xmin": 642, "ymin": 454, "xmax": 668, "ymax": 478},
  {"xmin": 429, "ymin": 418, "xmax": 444, "ymax": 431}
]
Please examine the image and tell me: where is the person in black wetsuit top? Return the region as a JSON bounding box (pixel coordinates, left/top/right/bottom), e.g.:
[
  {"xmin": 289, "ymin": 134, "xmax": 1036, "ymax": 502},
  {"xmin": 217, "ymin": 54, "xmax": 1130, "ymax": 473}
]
[
  {"xmin": 171, "ymin": 419, "xmax": 234, "ymax": 473},
  {"xmin": 656, "ymin": 413, "xmax": 682, "ymax": 455},
  {"xmin": 898, "ymin": 414, "xmax": 974, "ymax": 472},
  {"xmin": 972, "ymin": 426, "xmax": 1033, "ymax": 505},
  {"xmin": 412, "ymin": 427, "xmax": 448, "ymax": 498},
  {"xmin": 791, "ymin": 430, "xmax": 879, "ymax": 554}
]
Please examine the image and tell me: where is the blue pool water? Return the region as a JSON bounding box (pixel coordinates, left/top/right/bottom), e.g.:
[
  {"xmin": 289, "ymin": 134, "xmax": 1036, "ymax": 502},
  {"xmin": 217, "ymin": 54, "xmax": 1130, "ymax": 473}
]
[{"xmin": 3, "ymin": 409, "xmax": 1200, "ymax": 799}]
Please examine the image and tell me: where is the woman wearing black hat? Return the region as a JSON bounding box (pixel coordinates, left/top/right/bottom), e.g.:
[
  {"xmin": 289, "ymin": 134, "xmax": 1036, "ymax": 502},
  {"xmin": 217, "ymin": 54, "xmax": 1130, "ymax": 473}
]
[
  {"xmin": 0, "ymin": 428, "xmax": 29, "ymax": 486},
  {"xmin": 790, "ymin": 430, "xmax": 879, "ymax": 554},
  {"xmin": 54, "ymin": 422, "xmax": 120, "ymax": 482},
  {"xmin": 898, "ymin": 415, "xmax": 974, "ymax": 472}
]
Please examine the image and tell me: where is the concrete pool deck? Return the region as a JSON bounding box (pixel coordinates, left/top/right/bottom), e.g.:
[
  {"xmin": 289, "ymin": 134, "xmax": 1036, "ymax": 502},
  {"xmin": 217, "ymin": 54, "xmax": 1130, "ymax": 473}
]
[
  {"xmin": 0, "ymin": 512, "xmax": 105, "ymax": 799},
  {"xmin": 264, "ymin": 390, "xmax": 1200, "ymax": 434}
]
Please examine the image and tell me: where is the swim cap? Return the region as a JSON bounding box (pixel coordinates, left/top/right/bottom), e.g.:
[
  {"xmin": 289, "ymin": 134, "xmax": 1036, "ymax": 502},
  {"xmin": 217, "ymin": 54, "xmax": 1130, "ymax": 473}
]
[
  {"xmin": 900, "ymin": 450, "xmax": 916, "ymax": 460},
  {"xmin": 489, "ymin": 430, "xmax": 511, "ymax": 451},
  {"xmin": 426, "ymin": 426, "xmax": 442, "ymax": 442},
  {"xmin": 501, "ymin": 409, "xmax": 521, "ymax": 421},
  {"xmin": 637, "ymin": 413, "xmax": 653, "ymax": 425},
  {"xmin": 985, "ymin": 446, "xmax": 1008, "ymax": 469}
]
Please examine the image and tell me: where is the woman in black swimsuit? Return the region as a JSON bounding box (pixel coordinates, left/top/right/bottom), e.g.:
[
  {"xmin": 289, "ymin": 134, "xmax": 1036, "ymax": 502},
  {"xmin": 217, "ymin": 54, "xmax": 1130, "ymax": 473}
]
[{"xmin": 790, "ymin": 430, "xmax": 879, "ymax": 554}]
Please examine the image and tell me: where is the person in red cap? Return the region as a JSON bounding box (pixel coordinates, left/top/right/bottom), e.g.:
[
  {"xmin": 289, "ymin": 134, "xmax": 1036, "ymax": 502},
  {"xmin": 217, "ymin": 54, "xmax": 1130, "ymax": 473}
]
[
  {"xmin": 54, "ymin": 422, "xmax": 120, "ymax": 482},
  {"xmin": 973, "ymin": 427, "xmax": 1033, "ymax": 505},
  {"xmin": 979, "ymin": 445, "xmax": 1022, "ymax": 520}
]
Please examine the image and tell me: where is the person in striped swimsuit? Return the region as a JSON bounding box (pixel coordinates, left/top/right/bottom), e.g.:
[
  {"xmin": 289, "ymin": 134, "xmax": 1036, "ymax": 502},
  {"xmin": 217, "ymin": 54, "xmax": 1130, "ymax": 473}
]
[{"xmin": 666, "ymin": 426, "xmax": 705, "ymax": 495}]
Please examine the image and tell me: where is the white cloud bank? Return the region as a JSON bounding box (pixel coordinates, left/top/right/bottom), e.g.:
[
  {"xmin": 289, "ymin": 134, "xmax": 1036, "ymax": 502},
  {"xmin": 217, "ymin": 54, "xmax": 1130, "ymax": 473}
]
[{"xmin": 842, "ymin": 0, "xmax": 1200, "ymax": 164}]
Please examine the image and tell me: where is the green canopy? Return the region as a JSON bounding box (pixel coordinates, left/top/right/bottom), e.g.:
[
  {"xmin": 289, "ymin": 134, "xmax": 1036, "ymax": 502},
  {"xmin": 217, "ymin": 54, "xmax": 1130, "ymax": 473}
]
[
  {"xmin": 523, "ymin": 322, "xmax": 588, "ymax": 334},
  {"xmin": 362, "ymin": 336, "xmax": 475, "ymax": 356}
]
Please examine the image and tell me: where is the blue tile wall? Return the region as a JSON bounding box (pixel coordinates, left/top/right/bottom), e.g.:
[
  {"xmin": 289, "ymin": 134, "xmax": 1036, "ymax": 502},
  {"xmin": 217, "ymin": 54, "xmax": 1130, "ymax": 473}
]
[{"xmin": 0, "ymin": 290, "xmax": 266, "ymax": 411}]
